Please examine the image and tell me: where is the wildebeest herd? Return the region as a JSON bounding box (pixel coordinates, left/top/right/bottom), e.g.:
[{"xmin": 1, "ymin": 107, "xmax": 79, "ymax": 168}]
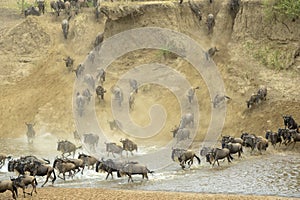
[{"xmin": 1, "ymin": 114, "xmax": 299, "ymax": 199}]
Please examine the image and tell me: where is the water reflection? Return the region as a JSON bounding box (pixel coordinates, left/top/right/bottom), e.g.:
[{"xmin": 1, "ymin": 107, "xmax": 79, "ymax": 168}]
[{"xmin": 0, "ymin": 136, "xmax": 299, "ymax": 198}]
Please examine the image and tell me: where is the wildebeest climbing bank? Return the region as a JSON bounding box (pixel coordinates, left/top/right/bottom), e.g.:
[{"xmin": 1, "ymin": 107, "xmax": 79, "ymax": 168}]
[{"xmin": 0, "ymin": 0, "xmax": 300, "ymax": 199}]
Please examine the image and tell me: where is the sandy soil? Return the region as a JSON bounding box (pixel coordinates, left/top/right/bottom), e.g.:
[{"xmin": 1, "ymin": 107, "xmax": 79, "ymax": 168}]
[{"xmin": 1, "ymin": 187, "xmax": 298, "ymax": 200}]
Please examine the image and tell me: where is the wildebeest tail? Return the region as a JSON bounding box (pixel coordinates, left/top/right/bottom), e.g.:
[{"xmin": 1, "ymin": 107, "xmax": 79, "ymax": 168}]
[
  {"xmin": 195, "ymin": 154, "xmax": 201, "ymax": 164},
  {"xmin": 147, "ymin": 169, "xmax": 154, "ymax": 174},
  {"xmin": 42, "ymin": 158, "xmax": 50, "ymax": 164}
]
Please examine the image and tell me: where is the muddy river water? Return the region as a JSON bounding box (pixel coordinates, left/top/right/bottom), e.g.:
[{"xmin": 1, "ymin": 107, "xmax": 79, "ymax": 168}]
[{"xmin": 0, "ymin": 134, "xmax": 299, "ymax": 198}]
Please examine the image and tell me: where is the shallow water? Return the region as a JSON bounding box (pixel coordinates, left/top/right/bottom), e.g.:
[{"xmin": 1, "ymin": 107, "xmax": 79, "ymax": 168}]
[{"xmin": 0, "ymin": 135, "xmax": 299, "ymax": 198}]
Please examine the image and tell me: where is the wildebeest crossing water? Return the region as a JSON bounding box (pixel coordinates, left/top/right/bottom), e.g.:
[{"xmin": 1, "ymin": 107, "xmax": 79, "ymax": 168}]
[{"xmin": 0, "ymin": 136, "xmax": 299, "ymax": 198}]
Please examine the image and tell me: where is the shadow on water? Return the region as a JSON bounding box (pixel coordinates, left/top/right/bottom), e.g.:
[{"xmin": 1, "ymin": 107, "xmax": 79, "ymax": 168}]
[{"xmin": 0, "ymin": 137, "xmax": 299, "ymax": 198}]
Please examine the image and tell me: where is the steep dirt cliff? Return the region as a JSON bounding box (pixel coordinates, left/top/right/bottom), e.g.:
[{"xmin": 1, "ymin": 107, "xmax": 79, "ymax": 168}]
[{"xmin": 0, "ymin": 0, "xmax": 299, "ymax": 146}]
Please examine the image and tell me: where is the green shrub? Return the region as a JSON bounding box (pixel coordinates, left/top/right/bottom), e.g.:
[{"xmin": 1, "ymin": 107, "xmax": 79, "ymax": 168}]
[{"xmin": 264, "ymin": 0, "xmax": 300, "ymax": 20}]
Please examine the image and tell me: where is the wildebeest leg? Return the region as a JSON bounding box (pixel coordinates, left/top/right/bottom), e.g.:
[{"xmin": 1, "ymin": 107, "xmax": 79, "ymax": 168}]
[
  {"xmin": 227, "ymin": 155, "xmax": 232, "ymax": 163},
  {"xmin": 105, "ymin": 172, "xmax": 110, "ymax": 180},
  {"xmin": 128, "ymin": 174, "xmax": 133, "ymax": 182}
]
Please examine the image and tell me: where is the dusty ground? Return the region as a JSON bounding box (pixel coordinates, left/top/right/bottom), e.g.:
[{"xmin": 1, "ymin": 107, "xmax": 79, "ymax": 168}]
[
  {"xmin": 0, "ymin": 0, "xmax": 299, "ymax": 199},
  {"xmin": 0, "ymin": 187, "xmax": 298, "ymax": 200}
]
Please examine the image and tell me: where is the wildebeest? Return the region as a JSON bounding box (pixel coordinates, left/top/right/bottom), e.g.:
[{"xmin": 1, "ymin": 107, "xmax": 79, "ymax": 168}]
[
  {"xmin": 11, "ymin": 174, "xmax": 37, "ymax": 198},
  {"xmin": 171, "ymin": 148, "xmax": 187, "ymax": 161},
  {"xmin": 73, "ymin": 130, "xmax": 81, "ymax": 142},
  {"xmin": 8, "ymin": 158, "xmax": 56, "ymax": 187},
  {"xmin": 179, "ymin": 113, "xmax": 194, "ymax": 129},
  {"xmin": 241, "ymin": 133, "xmax": 257, "ymax": 151},
  {"xmin": 108, "ymin": 119, "xmax": 122, "ymax": 130},
  {"xmin": 129, "ymin": 79, "xmax": 138, "ymax": 93},
  {"xmin": 37, "ymin": 0, "xmax": 45, "ymax": 14},
  {"xmin": 247, "ymin": 86, "xmax": 267, "ymax": 108},
  {"xmin": 61, "ymin": 15, "xmax": 72, "ymax": 39},
  {"xmin": 57, "ymin": 140, "xmax": 81, "ymax": 158},
  {"xmin": 255, "ymin": 137, "xmax": 269, "ymax": 154},
  {"xmin": 95, "ymin": 159, "xmax": 132, "ymax": 180},
  {"xmin": 206, "ymin": 13, "xmax": 215, "ymax": 34},
  {"xmin": 129, "ymin": 92, "xmax": 135, "ymax": 110},
  {"xmin": 96, "ymin": 68, "xmax": 106, "ymax": 84},
  {"xmin": 224, "ymin": 142, "xmax": 243, "ymax": 158},
  {"xmin": 206, "ymin": 148, "xmax": 232, "ymax": 166},
  {"xmin": 0, "ymin": 154, "xmax": 12, "ymax": 169},
  {"xmin": 50, "ymin": 0, "xmax": 60, "ymax": 16},
  {"xmin": 286, "ymin": 131, "xmax": 300, "ymax": 149},
  {"xmin": 0, "ymin": 180, "xmax": 18, "ymax": 200},
  {"xmin": 73, "ymin": 63, "xmax": 85, "ymax": 78},
  {"xmin": 111, "ymin": 86, "xmax": 123, "ymax": 107},
  {"xmin": 83, "ymin": 133, "xmax": 99, "ymax": 152},
  {"xmin": 64, "ymin": 158, "xmax": 85, "ymax": 175},
  {"xmin": 283, "ymin": 115, "xmax": 299, "ymax": 132},
  {"xmin": 53, "ymin": 158, "xmax": 76, "ymax": 180},
  {"xmin": 94, "ymin": 32, "xmax": 104, "ymax": 50},
  {"xmin": 178, "ymin": 150, "xmax": 201, "ymax": 169},
  {"xmin": 213, "ymin": 94, "xmax": 231, "ymax": 108},
  {"xmin": 229, "ymin": 0, "xmax": 240, "ymax": 16},
  {"xmin": 63, "ymin": 56, "xmax": 74, "ymax": 72},
  {"xmin": 24, "ymin": 6, "xmax": 40, "ymax": 17},
  {"xmin": 25, "ymin": 122, "xmax": 36, "ymax": 144},
  {"xmin": 186, "ymin": 86, "xmax": 199, "ymax": 104},
  {"xmin": 205, "ymin": 47, "xmax": 219, "ymax": 61},
  {"xmin": 200, "ymin": 146, "xmax": 212, "ymax": 157},
  {"xmin": 120, "ymin": 138, "xmax": 138, "ymax": 156},
  {"xmin": 105, "ymin": 142, "xmax": 123, "ymax": 157},
  {"xmin": 76, "ymin": 92, "xmax": 86, "ymax": 117},
  {"xmin": 78, "ymin": 153, "xmax": 98, "ymax": 170},
  {"xmin": 173, "ymin": 128, "xmax": 191, "ymax": 142},
  {"xmin": 188, "ymin": 0, "xmax": 202, "ymax": 21},
  {"xmin": 82, "ymin": 88, "xmax": 92, "ymax": 103},
  {"xmin": 84, "ymin": 74, "xmax": 95, "ymax": 90},
  {"xmin": 96, "ymin": 85, "xmax": 106, "ymax": 101},
  {"xmin": 64, "ymin": 0, "xmax": 71, "ymax": 15},
  {"xmin": 265, "ymin": 130, "xmax": 282, "ymax": 148},
  {"xmin": 119, "ymin": 162, "xmax": 154, "ymax": 182},
  {"xmin": 221, "ymin": 135, "xmax": 243, "ymax": 147}
]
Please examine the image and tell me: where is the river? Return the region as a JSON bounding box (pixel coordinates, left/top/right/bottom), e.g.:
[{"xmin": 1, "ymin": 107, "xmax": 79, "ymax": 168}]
[{"xmin": 0, "ymin": 133, "xmax": 299, "ymax": 198}]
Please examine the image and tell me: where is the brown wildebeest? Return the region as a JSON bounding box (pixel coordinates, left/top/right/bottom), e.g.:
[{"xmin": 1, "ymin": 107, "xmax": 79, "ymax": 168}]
[
  {"xmin": 11, "ymin": 174, "xmax": 37, "ymax": 198},
  {"xmin": 105, "ymin": 142, "xmax": 123, "ymax": 157},
  {"xmin": 119, "ymin": 163, "xmax": 154, "ymax": 182},
  {"xmin": 57, "ymin": 140, "xmax": 81, "ymax": 158},
  {"xmin": 120, "ymin": 138, "xmax": 138, "ymax": 157},
  {"xmin": 78, "ymin": 153, "xmax": 98, "ymax": 170},
  {"xmin": 206, "ymin": 148, "xmax": 233, "ymax": 166},
  {"xmin": 25, "ymin": 122, "xmax": 36, "ymax": 144},
  {"xmin": 0, "ymin": 180, "xmax": 18, "ymax": 199},
  {"xmin": 178, "ymin": 150, "xmax": 201, "ymax": 169}
]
